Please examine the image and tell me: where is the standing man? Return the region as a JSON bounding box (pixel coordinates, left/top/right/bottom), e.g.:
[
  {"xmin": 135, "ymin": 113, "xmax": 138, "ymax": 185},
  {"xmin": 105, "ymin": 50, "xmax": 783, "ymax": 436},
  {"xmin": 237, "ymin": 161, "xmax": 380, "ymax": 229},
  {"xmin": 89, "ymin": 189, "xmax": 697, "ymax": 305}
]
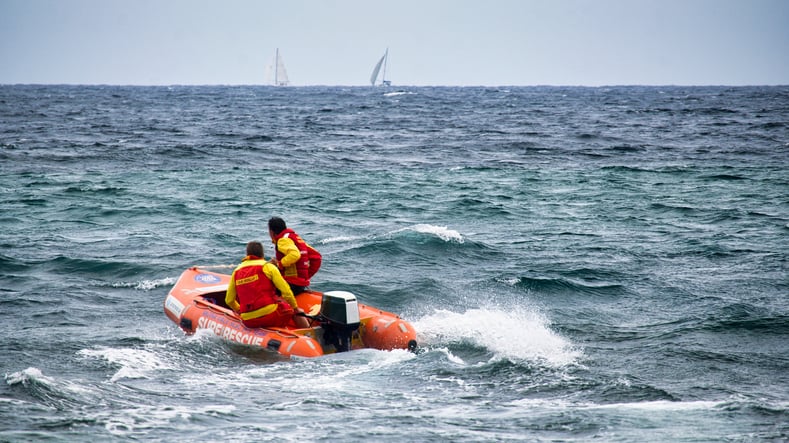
[
  {"xmin": 267, "ymin": 216, "xmax": 322, "ymax": 295},
  {"xmin": 225, "ymin": 241, "xmax": 310, "ymax": 329}
]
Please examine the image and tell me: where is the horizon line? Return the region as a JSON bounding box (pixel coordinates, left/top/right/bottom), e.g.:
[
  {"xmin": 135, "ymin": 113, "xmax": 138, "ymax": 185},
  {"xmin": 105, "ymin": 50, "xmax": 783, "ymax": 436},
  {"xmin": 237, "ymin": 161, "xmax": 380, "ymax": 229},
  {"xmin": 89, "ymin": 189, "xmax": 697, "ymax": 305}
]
[{"xmin": 2, "ymin": 82, "xmax": 787, "ymax": 88}]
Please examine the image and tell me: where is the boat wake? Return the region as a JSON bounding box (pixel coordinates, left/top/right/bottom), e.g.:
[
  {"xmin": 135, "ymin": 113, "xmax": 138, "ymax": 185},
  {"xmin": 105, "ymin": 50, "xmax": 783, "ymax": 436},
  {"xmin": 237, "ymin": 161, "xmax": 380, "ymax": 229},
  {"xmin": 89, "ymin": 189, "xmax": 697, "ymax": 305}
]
[{"xmin": 413, "ymin": 306, "xmax": 580, "ymax": 367}]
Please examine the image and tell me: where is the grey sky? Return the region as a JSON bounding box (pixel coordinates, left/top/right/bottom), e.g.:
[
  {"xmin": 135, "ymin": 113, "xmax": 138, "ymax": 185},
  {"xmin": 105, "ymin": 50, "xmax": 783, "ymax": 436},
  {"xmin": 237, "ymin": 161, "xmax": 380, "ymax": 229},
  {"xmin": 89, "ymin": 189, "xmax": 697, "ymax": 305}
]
[{"xmin": 2, "ymin": 0, "xmax": 787, "ymax": 86}]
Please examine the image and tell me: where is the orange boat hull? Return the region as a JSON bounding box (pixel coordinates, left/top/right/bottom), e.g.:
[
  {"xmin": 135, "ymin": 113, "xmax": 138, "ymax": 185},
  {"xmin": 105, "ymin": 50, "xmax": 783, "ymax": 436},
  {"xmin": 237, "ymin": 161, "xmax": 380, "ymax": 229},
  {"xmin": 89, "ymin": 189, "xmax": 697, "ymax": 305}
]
[{"xmin": 164, "ymin": 267, "xmax": 417, "ymax": 358}]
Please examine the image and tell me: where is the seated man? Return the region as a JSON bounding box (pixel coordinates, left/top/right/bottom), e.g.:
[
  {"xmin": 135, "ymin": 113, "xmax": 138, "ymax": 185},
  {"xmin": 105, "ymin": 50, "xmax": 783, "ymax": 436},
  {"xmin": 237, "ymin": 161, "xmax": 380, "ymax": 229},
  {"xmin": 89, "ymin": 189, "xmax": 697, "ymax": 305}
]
[{"xmin": 225, "ymin": 241, "xmax": 310, "ymax": 329}]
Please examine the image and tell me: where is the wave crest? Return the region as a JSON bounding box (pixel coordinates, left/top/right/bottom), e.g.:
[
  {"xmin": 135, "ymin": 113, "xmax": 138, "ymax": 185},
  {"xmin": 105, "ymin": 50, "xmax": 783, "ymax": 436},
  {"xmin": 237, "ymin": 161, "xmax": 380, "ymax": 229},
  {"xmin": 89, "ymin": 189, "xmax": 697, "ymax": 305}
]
[
  {"xmin": 390, "ymin": 224, "xmax": 464, "ymax": 243},
  {"xmin": 413, "ymin": 307, "xmax": 580, "ymax": 367},
  {"xmin": 108, "ymin": 277, "xmax": 176, "ymax": 291},
  {"xmin": 5, "ymin": 367, "xmax": 53, "ymax": 387}
]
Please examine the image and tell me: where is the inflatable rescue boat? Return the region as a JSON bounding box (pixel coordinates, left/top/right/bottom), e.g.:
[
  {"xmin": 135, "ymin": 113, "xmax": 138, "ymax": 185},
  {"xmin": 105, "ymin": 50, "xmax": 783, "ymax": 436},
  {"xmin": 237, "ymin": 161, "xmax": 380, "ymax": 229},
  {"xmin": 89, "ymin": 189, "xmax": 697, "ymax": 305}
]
[{"xmin": 164, "ymin": 267, "xmax": 418, "ymax": 358}]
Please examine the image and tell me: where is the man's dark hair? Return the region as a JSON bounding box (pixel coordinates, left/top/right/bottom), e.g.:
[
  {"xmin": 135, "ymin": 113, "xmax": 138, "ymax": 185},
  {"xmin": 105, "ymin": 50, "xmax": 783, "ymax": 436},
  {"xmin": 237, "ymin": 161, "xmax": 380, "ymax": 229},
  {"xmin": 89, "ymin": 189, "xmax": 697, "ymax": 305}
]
[
  {"xmin": 268, "ymin": 216, "xmax": 287, "ymax": 235},
  {"xmin": 246, "ymin": 241, "xmax": 264, "ymax": 258}
]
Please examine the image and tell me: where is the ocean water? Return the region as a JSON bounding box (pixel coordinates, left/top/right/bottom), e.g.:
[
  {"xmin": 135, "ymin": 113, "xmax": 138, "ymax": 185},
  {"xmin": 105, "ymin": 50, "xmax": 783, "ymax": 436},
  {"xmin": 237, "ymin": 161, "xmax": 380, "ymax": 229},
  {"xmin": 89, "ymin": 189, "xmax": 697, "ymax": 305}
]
[{"xmin": 1, "ymin": 84, "xmax": 787, "ymax": 442}]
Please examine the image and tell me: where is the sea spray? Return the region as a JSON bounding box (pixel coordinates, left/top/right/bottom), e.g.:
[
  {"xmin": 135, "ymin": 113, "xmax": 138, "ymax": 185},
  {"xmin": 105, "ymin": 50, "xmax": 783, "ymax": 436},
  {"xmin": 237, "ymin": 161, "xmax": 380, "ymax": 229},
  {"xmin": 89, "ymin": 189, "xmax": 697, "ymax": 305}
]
[{"xmin": 414, "ymin": 307, "xmax": 580, "ymax": 367}]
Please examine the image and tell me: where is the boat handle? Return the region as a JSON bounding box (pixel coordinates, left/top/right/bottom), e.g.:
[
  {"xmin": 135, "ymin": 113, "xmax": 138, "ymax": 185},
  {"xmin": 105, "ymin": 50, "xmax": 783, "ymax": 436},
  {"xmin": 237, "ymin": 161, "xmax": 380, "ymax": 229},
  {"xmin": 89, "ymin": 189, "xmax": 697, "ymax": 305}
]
[{"xmin": 267, "ymin": 328, "xmax": 302, "ymax": 338}]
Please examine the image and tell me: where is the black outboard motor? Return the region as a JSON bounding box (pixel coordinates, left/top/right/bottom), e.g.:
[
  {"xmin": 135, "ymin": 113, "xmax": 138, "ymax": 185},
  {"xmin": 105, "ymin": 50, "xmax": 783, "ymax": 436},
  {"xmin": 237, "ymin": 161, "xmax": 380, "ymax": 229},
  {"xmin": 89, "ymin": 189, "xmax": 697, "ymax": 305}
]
[{"xmin": 318, "ymin": 291, "xmax": 361, "ymax": 352}]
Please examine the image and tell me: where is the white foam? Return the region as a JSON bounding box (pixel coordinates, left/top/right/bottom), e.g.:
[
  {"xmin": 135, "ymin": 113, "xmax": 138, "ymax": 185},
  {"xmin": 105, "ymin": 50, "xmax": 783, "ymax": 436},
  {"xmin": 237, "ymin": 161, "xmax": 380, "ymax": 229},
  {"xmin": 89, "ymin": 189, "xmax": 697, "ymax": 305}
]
[
  {"xmin": 320, "ymin": 234, "xmax": 367, "ymax": 244},
  {"xmin": 312, "ymin": 349, "xmax": 413, "ymax": 382},
  {"xmin": 433, "ymin": 347, "xmax": 466, "ymax": 365},
  {"xmin": 222, "ymin": 348, "xmax": 418, "ymax": 396},
  {"xmin": 135, "ymin": 277, "xmax": 176, "ymax": 291},
  {"xmin": 412, "ymin": 224, "xmax": 464, "ymax": 243},
  {"xmin": 413, "ymin": 307, "xmax": 580, "ymax": 367},
  {"xmin": 389, "ymin": 224, "xmax": 464, "ymax": 243},
  {"xmin": 507, "ymin": 397, "xmax": 724, "ymax": 416},
  {"xmin": 591, "ymin": 399, "xmax": 721, "ymax": 411},
  {"xmin": 108, "ymin": 277, "xmax": 176, "ymax": 291},
  {"xmin": 384, "ymin": 91, "xmax": 413, "ymax": 97},
  {"xmin": 191, "ymin": 327, "xmax": 225, "ymax": 342},
  {"xmin": 5, "ymin": 366, "xmax": 95, "ymax": 398},
  {"xmin": 5, "ymin": 367, "xmax": 53, "ymax": 386},
  {"xmin": 79, "ymin": 347, "xmax": 175, "ymax": 382},
  {"xmin": 323, "ymin": 224, "xmax": 464, "ymax": 247},
  {"xmin": 103, "ymin": 403, "xmax": 236, "ymax": 436}
]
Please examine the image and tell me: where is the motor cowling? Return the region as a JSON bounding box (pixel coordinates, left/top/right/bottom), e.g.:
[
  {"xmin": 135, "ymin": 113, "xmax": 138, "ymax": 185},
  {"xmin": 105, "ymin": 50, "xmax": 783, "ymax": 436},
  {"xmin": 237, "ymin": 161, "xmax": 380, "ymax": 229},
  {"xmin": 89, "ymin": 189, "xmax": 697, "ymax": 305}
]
[{"xmin": 319, "ymin": 291, "xmax": 360, "ymax": 352}]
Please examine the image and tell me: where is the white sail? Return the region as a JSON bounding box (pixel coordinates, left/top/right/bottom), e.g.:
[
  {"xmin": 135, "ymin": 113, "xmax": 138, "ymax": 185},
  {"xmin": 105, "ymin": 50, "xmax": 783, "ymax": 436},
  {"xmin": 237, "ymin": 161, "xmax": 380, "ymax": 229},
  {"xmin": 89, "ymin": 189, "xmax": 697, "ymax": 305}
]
[
  {"xmin": 266, "ymin": 48, "xmax": 289, "ymax": 86},
  {"xmin": 370, "ymin": 53, "xmax": 386, "ymax": 85},
  {"xmin": 370, "ymin": 48, "xmax": 391, "ymax": 86}
]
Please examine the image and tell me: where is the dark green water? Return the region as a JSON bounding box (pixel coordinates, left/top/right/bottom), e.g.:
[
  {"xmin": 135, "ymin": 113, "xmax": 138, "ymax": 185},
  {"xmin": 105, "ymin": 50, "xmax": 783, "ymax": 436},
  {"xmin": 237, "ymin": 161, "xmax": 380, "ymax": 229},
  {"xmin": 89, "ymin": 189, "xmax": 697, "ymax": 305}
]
[{"xmin": 1, "ymin": 85, "xmax": 787, "ymax": 442}]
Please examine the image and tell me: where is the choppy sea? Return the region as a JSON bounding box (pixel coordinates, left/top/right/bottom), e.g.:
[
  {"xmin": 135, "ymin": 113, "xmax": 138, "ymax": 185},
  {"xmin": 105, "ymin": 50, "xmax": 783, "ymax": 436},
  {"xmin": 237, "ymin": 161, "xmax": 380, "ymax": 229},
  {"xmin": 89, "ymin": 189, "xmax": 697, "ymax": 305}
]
[{"xmin": 1, "ymin": 84, "xmax": 787, "ymax": 442}]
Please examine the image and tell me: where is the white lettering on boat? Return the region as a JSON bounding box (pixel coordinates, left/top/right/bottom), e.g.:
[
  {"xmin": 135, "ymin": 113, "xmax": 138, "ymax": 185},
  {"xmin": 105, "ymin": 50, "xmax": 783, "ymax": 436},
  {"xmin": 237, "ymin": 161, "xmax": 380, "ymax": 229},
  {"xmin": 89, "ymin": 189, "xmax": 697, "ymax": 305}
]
[{"xmin": 197, "ymin": 314, "xmax": 263, "ymax": 346}]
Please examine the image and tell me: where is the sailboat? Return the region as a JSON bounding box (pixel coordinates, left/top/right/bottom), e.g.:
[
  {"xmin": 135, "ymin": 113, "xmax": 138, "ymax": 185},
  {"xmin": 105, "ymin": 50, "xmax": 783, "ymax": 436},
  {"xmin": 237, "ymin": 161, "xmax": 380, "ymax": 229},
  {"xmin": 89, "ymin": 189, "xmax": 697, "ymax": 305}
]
[
  {"xmin": 370, "ymin": 48, "xmax": 391, "ymax": 86},
  {"xmin": 266, "ymin": 48, "xmax": 290, "ymax": 86}
]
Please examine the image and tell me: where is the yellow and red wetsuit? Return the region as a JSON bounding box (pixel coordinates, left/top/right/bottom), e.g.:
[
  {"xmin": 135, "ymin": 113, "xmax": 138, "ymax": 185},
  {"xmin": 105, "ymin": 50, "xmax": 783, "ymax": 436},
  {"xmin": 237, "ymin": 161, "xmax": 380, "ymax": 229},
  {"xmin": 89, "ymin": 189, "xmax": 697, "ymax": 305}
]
[
  {"xmin": 225, "ymin": 255, "xmax": 298, "ymax": 328},
  {"xmin": 272, "ymin": 228, "xmax": 316, "ymax": 288}
]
